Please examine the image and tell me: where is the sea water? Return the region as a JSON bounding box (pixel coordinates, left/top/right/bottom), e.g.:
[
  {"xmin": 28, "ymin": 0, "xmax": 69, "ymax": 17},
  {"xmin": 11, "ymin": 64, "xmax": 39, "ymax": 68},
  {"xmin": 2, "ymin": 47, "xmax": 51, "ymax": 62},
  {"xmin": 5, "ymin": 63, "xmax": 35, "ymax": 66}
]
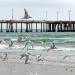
[
  {"xmin": 0, "ymin": 32, "xmax": 75, "ymax": 65},
  {"xmin": 0, "ymin": 32, "xmax": 75, "ymax": 45}
]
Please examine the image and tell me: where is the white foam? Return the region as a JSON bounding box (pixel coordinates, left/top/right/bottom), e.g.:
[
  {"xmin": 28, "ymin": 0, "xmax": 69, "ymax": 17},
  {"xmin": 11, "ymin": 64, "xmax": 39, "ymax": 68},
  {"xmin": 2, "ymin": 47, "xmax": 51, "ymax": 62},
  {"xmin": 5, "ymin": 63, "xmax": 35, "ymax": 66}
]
[
  {"xmin": 33, "ymin": 46, "xmax": 46, "ymax": 50},
  {"xmin": 10, "ymin": 38, "xmax": 17, "ymax": 41},
  {"xmin": 0, "ymin": 44, "xmax": 8, "ymax": 49}
]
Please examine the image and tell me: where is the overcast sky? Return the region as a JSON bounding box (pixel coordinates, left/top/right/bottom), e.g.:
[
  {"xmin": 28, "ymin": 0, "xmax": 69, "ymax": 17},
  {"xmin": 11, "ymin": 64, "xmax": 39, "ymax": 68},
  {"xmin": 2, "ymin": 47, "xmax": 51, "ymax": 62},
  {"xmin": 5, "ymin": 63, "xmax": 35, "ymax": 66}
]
[{"xmin": 0, "ymin": 0, "xmax": 75, "ymax": 20}]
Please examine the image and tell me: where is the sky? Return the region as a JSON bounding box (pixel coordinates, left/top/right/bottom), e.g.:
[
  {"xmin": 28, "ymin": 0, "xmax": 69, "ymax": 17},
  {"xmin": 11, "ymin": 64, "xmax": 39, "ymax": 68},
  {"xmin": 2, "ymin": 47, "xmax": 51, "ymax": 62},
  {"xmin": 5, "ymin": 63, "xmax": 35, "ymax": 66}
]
[{"xmin": 0, "ymin": 0, "xmax": 75, "ymax": 20}]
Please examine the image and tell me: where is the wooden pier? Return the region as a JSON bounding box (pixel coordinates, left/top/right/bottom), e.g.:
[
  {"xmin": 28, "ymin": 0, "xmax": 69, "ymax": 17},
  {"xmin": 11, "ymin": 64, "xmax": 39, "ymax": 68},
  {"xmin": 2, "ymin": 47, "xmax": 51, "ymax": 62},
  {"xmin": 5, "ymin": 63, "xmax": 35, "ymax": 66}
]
[{"xmin": 0, "ymin": 20, "xmax": 75, "ymax": 32}]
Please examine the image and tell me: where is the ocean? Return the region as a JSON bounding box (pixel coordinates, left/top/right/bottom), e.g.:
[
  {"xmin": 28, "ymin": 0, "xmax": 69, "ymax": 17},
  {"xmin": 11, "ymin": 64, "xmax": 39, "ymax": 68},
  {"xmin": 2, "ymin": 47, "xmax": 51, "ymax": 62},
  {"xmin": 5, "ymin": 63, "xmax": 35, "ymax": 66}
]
[
  {"xmin": 0, "ymin": 32, "xmax": 75, "ymax": 46},
  {"xmin": 0, "ymin": 32, "xmax": 75, "ymax": 64}
]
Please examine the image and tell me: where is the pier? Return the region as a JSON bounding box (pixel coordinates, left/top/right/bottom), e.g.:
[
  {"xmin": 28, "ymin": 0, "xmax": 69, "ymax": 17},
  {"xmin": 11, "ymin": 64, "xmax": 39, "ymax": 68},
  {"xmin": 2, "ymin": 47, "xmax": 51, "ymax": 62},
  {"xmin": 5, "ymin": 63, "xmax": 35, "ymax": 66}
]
[{"xmin": 0, "ymin": 20, "xmax": 75, "ymax": 32}]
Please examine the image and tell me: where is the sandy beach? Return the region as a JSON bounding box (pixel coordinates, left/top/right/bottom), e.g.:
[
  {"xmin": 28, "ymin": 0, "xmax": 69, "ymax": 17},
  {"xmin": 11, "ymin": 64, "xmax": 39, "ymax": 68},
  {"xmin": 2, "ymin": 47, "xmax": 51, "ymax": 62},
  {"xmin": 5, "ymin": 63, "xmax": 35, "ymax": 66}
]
[
  {"xmin": 0, "ymin": 32, "xmax": 75, "ymax": 75},
  {"xmin": 0, "ymin": 61, "xmax": 75, "ymax": 75},
  {"xmin": 0, "ymin": 46, "xmax": 75, "ymax": 75}
]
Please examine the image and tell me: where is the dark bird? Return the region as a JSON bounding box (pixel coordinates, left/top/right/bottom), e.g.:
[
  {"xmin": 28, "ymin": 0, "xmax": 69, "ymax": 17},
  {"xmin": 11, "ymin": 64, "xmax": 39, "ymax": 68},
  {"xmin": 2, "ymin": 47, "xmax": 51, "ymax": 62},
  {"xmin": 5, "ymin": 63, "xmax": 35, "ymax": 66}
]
[
  {"xmin": 63, "ymin": 55, "xmax": 70, "ymax": 60},
  {"xmin": 21, "ymin": 8, "xmax": 32, "ymax": 19},
  {"xmin": 20, "ymin": 53, "xmax": 29, "ymax": 64}
]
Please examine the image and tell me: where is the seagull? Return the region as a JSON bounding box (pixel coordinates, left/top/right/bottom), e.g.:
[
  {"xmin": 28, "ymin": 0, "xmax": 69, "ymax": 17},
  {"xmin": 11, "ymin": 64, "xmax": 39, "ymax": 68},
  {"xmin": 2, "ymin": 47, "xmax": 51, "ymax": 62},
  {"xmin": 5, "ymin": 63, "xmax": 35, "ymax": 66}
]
[
  {"xmin": 3, "ymin": 53, "xmax": 8, "ymax": 61},
  {"xmin": 21, "ymin": 8, "xmax": 32, "ymax": 19},
  {"xmin": 20, "ymin": 53, "xmax": 29, "ymax": 64},
  {"xmin": 63, "ymin": 55, "xmax": 70, "ymax": 60}
]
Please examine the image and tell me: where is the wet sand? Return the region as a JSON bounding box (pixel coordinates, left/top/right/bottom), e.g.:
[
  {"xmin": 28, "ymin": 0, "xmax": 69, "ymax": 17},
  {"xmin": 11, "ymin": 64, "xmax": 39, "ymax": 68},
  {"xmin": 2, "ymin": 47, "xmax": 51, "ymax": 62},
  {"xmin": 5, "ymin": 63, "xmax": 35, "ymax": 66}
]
[
  {"xmin": 0, "ymin": 45, "xmax": 75, "ymax": 75},
  {"xmin": 0, "ymin": 61, "xmax": 75, "ymax": 75},
  {"xmin": 0, "ymin": 50, "xmax": 74, "ymax": 75}
]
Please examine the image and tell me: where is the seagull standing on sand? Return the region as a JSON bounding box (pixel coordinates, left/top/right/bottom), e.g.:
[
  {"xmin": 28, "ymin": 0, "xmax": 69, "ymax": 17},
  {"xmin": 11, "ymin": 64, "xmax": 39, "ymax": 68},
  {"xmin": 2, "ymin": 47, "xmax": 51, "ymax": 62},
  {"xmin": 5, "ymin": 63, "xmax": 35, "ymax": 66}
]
[{"xmin": 3, "ymin": 53, "xmax": 8, "ymax": 61}]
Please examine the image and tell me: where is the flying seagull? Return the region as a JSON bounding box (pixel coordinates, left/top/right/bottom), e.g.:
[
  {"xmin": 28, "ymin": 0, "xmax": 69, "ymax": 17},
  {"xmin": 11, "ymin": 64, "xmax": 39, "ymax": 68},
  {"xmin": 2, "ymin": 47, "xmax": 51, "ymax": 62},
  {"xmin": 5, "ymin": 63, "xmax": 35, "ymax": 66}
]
[
  {"xmin": 20, "ymin": 53, "xmax": 29, "ymax": 64},
  {"xmin": 21, "ymin": 8, "xmax": 32, "ymax": 19}
]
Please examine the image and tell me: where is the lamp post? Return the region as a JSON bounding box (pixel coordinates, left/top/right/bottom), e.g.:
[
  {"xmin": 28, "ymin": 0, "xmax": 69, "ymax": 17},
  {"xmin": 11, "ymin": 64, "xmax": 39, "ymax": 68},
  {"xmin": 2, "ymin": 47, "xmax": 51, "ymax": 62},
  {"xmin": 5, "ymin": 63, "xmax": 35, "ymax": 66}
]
[
  {"xmin": 46, "ymin": 11, "xmax": 47, "ymax": 20},
  {"xmin": 57, "ymin": 11, "xmax": 59, "ymax": 21},
  {"xmin": 69, "ymin": 10, "xmax": 71, "ymax": 21},
  {"xmin": 12, "ymin": 8, "xmax": 14, "ymax": 20}
]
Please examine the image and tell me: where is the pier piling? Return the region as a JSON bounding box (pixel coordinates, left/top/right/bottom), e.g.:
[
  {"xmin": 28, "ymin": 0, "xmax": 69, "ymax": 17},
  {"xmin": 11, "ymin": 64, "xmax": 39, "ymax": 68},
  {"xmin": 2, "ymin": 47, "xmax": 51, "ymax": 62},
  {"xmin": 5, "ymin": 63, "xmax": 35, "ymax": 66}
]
[{"xmin": 0, "ymin": 20, "xmax": 75, "ymax": 32}]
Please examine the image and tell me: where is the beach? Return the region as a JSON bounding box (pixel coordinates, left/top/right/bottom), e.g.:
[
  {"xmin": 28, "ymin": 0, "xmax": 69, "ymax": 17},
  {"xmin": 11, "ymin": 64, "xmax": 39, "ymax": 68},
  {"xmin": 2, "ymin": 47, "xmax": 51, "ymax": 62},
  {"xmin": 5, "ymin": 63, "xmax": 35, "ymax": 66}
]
[
  {"xmin": 0, "ymin": 32, "xmax": 75, "ymax": 75},
  {"xmin": 0, "ymin": 0, "xmax": 74, "ymax": 74},
  {"xmin": 0, "ymin": 61, "xmax": 75, "ymax": 75},
  {"xmin": 0, "ymin": 45, "xmax": 75, "ymax": 75}
]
